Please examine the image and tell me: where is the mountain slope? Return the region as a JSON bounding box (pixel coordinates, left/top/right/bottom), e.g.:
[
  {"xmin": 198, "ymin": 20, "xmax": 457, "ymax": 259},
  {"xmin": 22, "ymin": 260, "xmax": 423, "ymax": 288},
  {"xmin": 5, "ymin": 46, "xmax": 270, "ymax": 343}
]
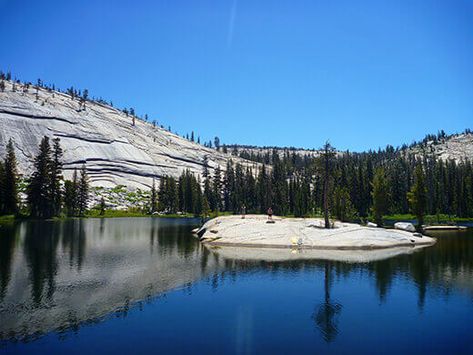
[
  {"xmin": 0, "ymin": 81, "xmax": 257, "ymax": 189},
  {"xmin": 407, "ymin": 132, "xmax": 473, "ymax": 162},
  {"xmin": 229, "ymin": 132, "xmax": 473, "ymax": 163}
]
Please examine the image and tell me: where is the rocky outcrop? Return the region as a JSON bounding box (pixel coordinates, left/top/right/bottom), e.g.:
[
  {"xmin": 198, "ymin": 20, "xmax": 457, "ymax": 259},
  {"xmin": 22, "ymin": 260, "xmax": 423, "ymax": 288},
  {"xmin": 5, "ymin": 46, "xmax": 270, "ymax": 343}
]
[
  {"xmin": 197, "ymin": 215, "xmax": 436, "ymax": 250},
  {"xmin": 0, "ymin": 81, "xmax": 258, "ymax": 189},
  {"xmin": 408, "ymin": 133, "xmax": 473, "ymax": 162}
]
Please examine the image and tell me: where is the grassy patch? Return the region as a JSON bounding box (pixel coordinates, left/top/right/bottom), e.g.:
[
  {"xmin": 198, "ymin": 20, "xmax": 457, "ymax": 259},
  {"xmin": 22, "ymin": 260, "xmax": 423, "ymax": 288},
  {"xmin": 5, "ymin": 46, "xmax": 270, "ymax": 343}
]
[
  {"xmin": 0, "ymin": 215, "xmax": 16, "ymax": 225},
  {"xmin": 383, "ymin": 214, "xmax": 473, "ymax": 224}
]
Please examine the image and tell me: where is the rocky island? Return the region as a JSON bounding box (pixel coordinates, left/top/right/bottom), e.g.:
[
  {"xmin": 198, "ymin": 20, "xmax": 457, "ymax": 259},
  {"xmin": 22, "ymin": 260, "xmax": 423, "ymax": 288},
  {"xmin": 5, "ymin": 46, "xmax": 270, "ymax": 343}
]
[{"xmin": 197, "ymin": 215, "xmax": 436, "ymax": 252}]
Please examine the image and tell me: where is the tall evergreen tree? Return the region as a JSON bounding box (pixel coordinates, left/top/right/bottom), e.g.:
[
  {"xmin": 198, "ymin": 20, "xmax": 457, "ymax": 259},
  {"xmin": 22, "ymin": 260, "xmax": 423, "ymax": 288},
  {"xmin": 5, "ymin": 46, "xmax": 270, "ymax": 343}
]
[
  {"xmin": 213, "ymin": 165, "xmax": 222, "ymax": 212},
  {"xmin": 3, "ymin": 139, "xmax": 19, "ymax": 215},
  {"xmin": 63, "ymin": 170, "xmax": 78, "ymax": 217},
  {"xmin": 150, "ymin": 178, "xmax": 158, "ymax": 214},
  {"xmin": 319, "ymin": 142, "xmax": 336, "ymax": 228},
  {"xmin": 407, "ymin": 163, "xmax": 427, "ymax": 230},
  {"xmin": 371, "ymin": 167, "xmax": 389, "ymax": 226},
  {"xmin": 50, "ymin": 138, "xmax": 63, "ymax": 216},
  {"xmin": 77, "ymin": 165, "xmax": 89, "ymax": 216},
  {"xmin": 27, "ymin": 136, "xmax": 54, "ymax": 218}
]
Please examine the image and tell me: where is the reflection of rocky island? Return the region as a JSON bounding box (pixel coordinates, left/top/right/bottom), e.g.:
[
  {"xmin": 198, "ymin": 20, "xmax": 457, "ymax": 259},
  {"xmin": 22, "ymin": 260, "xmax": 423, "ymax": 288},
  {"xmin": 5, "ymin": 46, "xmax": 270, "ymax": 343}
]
[
  {"xmin": 204, "ymin": 244, "xmax": 431, "ymax": 263},
  {"xmin": 0, "ymin": 218, "xmax": 471, "ymax": 343},
  {"xmin": 198, "ymin": 215, "xmax": 436, "ymax": 250}
]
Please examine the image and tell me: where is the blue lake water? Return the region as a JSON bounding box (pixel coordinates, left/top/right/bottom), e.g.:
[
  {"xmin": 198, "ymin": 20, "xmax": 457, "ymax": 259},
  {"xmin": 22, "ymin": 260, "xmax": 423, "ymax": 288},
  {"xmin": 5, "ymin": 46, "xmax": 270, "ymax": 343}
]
[{"xmin": 1, "ymin": 218, "xmax": 472, "ymax": 354}]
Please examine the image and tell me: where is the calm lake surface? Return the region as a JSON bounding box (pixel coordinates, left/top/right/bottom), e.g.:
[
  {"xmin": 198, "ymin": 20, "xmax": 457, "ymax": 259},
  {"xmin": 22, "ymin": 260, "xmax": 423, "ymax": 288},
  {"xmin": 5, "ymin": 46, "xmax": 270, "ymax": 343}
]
[{"xmin": 1, "ymin": 218, "xmax": 472, "ymax": 354}]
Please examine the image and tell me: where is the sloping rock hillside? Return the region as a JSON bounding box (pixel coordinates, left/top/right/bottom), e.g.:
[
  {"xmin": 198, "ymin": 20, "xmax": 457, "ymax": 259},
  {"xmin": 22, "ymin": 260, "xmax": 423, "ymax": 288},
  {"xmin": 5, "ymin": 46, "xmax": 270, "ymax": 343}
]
[
  {"xmin": 408, "ymin": 132, "xmax": 473, "ymax": 162},
  {"xmin": 0, "ymin": 80, "xmax": 257, "ymax": 189}
]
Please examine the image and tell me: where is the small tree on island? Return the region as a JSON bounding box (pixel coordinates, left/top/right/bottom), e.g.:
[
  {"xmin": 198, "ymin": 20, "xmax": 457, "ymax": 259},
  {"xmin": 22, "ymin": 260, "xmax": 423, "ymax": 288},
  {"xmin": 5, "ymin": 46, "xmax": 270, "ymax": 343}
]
[{"xmin": 318, "ymin": 141, "xmax": 336, "ymax": 228}]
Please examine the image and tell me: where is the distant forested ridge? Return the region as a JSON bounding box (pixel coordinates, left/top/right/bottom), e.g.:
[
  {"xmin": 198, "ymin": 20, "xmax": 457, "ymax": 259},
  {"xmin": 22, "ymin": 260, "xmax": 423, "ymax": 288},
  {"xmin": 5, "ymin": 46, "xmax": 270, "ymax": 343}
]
[{"xmin": 159, "ymin": 139, "xmax": 473, "ymax": 220}]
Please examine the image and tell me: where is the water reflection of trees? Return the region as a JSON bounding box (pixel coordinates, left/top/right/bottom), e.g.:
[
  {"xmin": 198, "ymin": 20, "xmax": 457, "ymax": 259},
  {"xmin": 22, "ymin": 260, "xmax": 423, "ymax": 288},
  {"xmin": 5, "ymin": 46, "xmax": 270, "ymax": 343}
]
[
  {"xmin": 23, "ymin": 221, "xmax": 61, "ymax": 305},
  {"xmin": 313, "ymin": 262, "xmax": 342, "ymax": 342},
  {"xmin": 61, "ymin": 220, "xmax": 87, "ymax": 270},
  {"xmin": 0, "ymin": 223, "xmax": 18, "ymax": 301},
  {"xmin": 1, "ymin": 218, "xmax": 211, "ymax": 340},
  {"xmin": 1, "ymin": 220, "xmax": 472, "ymax": 341}
]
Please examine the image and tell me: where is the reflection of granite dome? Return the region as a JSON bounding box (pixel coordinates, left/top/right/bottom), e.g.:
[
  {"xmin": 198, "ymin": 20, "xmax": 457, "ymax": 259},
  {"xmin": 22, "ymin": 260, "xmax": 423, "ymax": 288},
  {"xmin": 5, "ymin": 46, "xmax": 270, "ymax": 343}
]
[
  {"xmin": 0, "ymin": 218, "xmax": 221, "ymax": 340},
  {"xmin": 0, "ymin": 80, "xmax": 256, "ymax": 189}
]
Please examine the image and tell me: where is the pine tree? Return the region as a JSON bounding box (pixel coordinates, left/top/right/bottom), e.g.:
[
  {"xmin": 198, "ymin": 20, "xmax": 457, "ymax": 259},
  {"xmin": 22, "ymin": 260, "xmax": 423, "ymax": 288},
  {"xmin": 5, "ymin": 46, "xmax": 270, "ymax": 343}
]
[
  {"xmin": 319, "ymin": 142, "xmax": 336, "ymax": 228},
  {"xmin": 27, "ymin": 137, "xmax": 54, "ymax": 218},
  {"xmin": 63, "ymin": 172, "xmax": 78, "ymax": 217},
  {"xmin": 407, "ymin": 163, "xmax": 427, "ymax": 230},
  {"xmin": 202, "ymin": 196, "xmax": 210, "ymax": 217},
  {"xmin": 168, "ymin": 177, "xmax": 179, "ymax": 213},
  {"xmin": 3, "ymin": 139, "xmax": 19, "ymax": 215},
  {"xmin": 213, "ymin": 166, "xmax": 222, "ymax": 211},
  {"xmin": 333, "ymin": 186, "xmax": 357, "ymax": 222},
  {"xmin": 371, "ymin": 167, "xmax": 389, "ymax": 226},
  {"xmin": 150, "ymin": 178, "xmax": 158, "ymax": 214},
  {"xmin": 77, "ymin": 165, "xmax": 89, "ymax": 216},
  {"xmin": 50, "ymin": 138, "xmax": 63, "ymax": 216}
]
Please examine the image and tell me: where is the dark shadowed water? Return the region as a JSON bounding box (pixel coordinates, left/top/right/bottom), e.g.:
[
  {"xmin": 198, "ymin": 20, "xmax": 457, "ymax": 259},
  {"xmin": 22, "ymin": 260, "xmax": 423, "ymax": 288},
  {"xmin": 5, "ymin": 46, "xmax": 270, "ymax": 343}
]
[{"xmin": 1, "ymin": 218, "xmax": 472, "ymax": 354}]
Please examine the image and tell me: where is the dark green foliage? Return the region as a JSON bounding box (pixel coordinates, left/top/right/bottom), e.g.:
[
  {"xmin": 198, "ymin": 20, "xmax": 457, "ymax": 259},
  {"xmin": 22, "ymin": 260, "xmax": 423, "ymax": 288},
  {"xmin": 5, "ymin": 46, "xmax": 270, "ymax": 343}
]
[
  {"xmin": 2, "ymin": 140, "xmax": 19, "ymax": 215},
  {"xmin": 50, "ymin": 138, "xmax": 63, "ymax": 216},
  {"xmin": 319, "ymin": 142, "xmax": 337, "ymax": 228},
  {"xmin": 371, "ymin": 167, "xmax": 389, "ymax": 226},
  {"xmin": 333, "ymin": 186, "xmax": 357, "ymax": 222},
  {"xmin": 150, "ymin": 178, "xmax": 157, "ymax": 213},
  {"xmin": 212, "ymin": 166, "xmax": 222, "ymax": 212},
  {"xmin": 77, "ymin": 165, "xmax": 89, "ymax": 217},
  {"xmin": 408, "ymin": 164, "xmax": 427, "ymax": 229},
  {"xmin": 158, "ymin": 176, "xmax": 179, "ymax": 213},
  {"xmin": 64, "ymin": 169, "xmax": 78, "ymax": 217},
  {"xmin": 27, "ymin": 137, "xmax": 54, "ymax": 218}
]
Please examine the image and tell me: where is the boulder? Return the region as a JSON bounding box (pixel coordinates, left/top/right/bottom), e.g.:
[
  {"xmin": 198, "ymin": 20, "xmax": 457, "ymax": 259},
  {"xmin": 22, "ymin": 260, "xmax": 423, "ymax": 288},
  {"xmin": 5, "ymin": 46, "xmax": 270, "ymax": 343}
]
[
  {"xmin": 394, "ymin": 222, "xmax": 416, "ymax": 233},
  {"xmin": 366, "ymin": 222, "xmax": 378, "ymax": 228}
]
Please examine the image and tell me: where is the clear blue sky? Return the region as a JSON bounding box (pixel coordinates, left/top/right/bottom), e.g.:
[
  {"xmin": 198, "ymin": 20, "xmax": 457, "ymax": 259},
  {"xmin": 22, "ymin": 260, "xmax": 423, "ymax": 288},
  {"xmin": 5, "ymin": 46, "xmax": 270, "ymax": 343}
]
[{"xmin": 1, "ymin": 0, "xmax": 472, "ymax": 151}]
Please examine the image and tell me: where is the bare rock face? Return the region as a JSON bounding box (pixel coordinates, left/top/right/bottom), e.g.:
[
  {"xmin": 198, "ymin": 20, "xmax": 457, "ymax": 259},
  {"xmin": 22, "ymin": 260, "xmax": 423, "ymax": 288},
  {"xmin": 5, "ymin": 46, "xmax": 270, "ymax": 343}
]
[
  {"xmin": 408, "ymin": 133, "xmax": 473, "ymax": 162},
  {"xmin": 0, "ymin": 81, "xmax": 258, "ymax": 189}
]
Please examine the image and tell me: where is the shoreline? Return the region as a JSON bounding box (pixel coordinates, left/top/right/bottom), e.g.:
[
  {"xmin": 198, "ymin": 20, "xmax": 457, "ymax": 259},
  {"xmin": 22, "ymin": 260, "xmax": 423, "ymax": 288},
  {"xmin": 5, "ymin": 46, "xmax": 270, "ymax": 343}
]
[{"xmin": 197, "ymin": 215, "xmax": 437, "ymax": 250}]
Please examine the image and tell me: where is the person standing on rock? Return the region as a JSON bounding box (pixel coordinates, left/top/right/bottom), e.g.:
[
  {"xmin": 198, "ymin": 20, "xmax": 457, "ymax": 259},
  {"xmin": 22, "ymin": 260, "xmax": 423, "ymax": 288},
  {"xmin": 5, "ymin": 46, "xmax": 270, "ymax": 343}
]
[
  {"xmin": 241, "ymin": 204, "xmax": 246, "ymax": 219},
  {"xmin": 267, "ymin": 207, "xmax": 273, "ymax": 221}
]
